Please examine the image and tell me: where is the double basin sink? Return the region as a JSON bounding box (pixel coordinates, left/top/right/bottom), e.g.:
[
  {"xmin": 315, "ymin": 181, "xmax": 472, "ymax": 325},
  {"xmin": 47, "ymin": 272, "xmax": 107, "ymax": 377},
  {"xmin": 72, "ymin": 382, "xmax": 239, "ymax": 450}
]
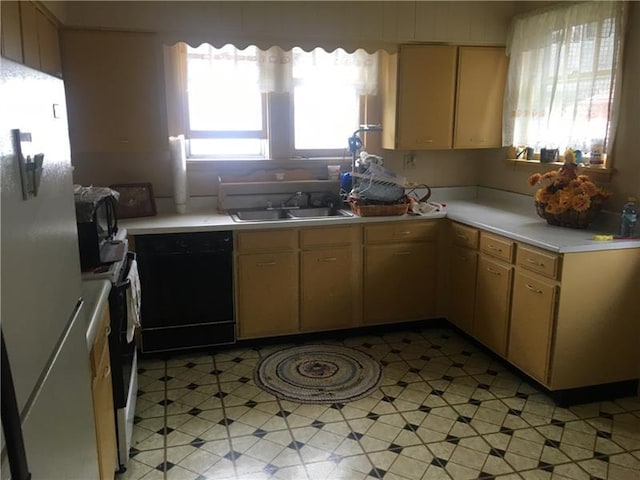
[{"xmin": 230, "ymin": 207, "xmax": 354, "ymax": 223}]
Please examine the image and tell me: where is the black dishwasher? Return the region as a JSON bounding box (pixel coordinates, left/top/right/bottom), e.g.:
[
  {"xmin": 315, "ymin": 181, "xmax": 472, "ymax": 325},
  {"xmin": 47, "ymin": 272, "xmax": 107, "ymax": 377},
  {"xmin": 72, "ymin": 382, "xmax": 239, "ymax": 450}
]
[{"xmin": 135, "ymin": 231, "xmax": 235, "ymax": 353}]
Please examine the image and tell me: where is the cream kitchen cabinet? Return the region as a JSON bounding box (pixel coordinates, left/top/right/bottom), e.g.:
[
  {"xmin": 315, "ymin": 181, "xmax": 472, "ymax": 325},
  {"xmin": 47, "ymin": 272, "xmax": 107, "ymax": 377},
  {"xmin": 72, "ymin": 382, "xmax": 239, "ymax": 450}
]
[
  {"xmin": 1, "ymin": 1, "xmax": 61, "ymax": 76},
  {"xmin": 90, "ymin": 302, "xmax": 117, "ymax": 480},
  {"xmin": 300, "ymin": 226, "xmax": 361, "ymax": 332},
  {"xmin": 363, "ymin": 221, "xmax": 439, "ymax": 325},
  {"xmin": 60, "ymin": 29, "xmax": 165, "ymax": 154},
  {"xmin": 381, "ymin": 44, "xmax": 507, "ymax": 151},
  {"xmin": 447, "ymin": 222, "xmax": 479, "ymax": 334},
  {"xmin": 508, "ymin": 269, "xmax": 557, "ymax": 383},
  {"xmin": 473, "ymin": 232, "xmax": 515, "ymax": 357},
  {"xmin": 382, "ymin": 45, "xmax": 457, "ymax": 150},
  {"xmin": 236, "ymin": 229, "xmax": 299, "ymax": 339},
  {"xmin": 453, "ymin": 46, "xmax": 508, "ymax": 149}
]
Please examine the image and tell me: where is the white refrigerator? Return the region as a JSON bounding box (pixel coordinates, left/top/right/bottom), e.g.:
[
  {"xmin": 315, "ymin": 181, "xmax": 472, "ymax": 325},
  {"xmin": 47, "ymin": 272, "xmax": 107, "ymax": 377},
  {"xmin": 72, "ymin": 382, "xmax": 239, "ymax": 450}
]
[{"xmin": 0, "ymin": 58, "xmax": 99, "ymax": 479}]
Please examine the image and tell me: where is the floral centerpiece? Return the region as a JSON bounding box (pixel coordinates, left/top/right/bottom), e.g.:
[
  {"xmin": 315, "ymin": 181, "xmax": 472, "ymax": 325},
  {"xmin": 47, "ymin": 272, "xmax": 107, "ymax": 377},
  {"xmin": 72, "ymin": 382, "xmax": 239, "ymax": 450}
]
[{"xmin": 527, "ymin": 149, "xmax": 611, "ymax": 229}]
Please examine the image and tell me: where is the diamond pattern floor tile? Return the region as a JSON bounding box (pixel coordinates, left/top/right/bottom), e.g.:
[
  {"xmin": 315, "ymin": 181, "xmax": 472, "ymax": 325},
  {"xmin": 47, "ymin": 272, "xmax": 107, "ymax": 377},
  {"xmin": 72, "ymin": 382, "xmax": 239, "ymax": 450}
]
[{"xmin": 120, "ymin": 328, "xmax": 640, "ymax": 480}]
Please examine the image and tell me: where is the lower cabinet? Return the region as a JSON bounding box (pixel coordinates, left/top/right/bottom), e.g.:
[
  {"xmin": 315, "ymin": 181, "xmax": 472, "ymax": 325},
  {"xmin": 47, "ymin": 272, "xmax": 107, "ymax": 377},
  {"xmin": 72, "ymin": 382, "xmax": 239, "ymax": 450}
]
[
  {"xmin": 363, "ymin": 221, "xmax": 439, "ymax": 325},
  {"xmin": 508, "ymin": 269, "xmax": 557, "ymax": 383},
  {"xmin": 474, "ymin": 254, "xmax": 513, "ymax": 357},
  {"xmin": 236, "ymin": 250, "xmax": 299, "ymax": 339},
  {"xmin": 300, "ymin": 225, "xmax": 361, "ymax": 331},
  {"xmin": 90, "ymin": 304, "xmax": 117, "ymax": 480},
  {"xmin": 448, "ymin": 244, "xmax": 477, "ymax": 334},
  {"xmin": 447, "ymin": 221, "xmax": 640, "ymax": 391}
]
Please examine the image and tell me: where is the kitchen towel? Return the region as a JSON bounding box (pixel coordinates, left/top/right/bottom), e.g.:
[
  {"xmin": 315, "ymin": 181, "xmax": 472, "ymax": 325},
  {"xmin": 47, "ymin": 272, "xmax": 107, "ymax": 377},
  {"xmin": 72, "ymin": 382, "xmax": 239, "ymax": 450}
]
[
  {"xmin": 169, "ymin": 135, "xmax": 188, "ymax": 214},
  {"xmin": 126, "ymin": 258, "xmax": 142, "ymax": 343}
]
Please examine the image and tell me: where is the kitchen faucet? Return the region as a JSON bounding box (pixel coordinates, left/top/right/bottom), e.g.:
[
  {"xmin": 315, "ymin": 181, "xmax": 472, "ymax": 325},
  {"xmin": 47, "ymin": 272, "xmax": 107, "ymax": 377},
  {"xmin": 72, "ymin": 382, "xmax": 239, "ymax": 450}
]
[{"xmin": 282, "ymin": 191, "xmax": 303, "ymax": 208}]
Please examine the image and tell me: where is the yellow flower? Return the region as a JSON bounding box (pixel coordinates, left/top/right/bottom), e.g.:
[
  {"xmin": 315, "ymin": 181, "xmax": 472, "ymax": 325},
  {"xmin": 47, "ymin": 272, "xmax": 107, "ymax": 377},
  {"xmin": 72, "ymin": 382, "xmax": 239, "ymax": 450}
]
[{"xmin": 572, "ymin": 193, "xmax": 592, "ymax": 212}]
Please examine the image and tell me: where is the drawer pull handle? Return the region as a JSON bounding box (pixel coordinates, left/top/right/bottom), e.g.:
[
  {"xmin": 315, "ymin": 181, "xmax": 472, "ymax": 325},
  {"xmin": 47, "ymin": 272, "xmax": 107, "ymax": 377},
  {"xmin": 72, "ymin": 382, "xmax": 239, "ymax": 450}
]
[
  {"xmin": 526, "ymin": 258, "xmax": 544, "ymax": 267},
  {"xmin": 458, "ymin": 255, "xmax": 469, "ymax": 260},
  {"xmin": 487, "ymin": 267, "xmax": 501, "ymax": 275},
  {"xmin": 318, "ymin": 257, "xmax": 337, "ymax": 262},
  {"xmin": 394, "ymin": 251, "xmax": 413, "ymax": 256},
  {"xmin": 488, "ymin": 244, "xmax": 503, "ymax": 252},
  {"xmin": 394, "ymin": 231, "xmax": 412, "ymax": 236},
  {"xmin": 456, "ymin": 233, "xmax": 467, "ymax": 239},
  {"xmin": 525, "ymin": 283, "xmax": 543, "ymax": 294},
  {"xmin": 257, "ymin": 261, "xmax": 276, "ymax": 267},
  {"xmin": 103, "ymin": 365, "xmax": 111, "ymax": 379}
]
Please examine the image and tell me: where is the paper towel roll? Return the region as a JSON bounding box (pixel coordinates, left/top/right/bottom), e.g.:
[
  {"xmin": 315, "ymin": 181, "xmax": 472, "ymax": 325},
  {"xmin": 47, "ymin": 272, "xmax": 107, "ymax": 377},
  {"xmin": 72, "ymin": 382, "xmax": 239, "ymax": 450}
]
[{"xmin": 169, "ymin": 135, "xmax": 188, "ymax": 214}]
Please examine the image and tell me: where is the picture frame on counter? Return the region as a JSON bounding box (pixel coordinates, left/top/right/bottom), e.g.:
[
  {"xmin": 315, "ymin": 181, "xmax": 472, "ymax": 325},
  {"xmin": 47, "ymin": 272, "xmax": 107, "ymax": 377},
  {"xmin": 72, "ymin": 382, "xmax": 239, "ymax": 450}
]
[{"xmin": 109, "ymin": 182, "xmax": 157, "ymax": 218}]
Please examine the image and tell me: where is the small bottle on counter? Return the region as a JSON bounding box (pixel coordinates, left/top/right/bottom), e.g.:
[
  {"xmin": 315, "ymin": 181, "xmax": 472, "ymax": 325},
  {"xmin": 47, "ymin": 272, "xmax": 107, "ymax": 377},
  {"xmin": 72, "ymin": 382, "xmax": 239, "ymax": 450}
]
[{"xmin": 619, "ymin": 197, "xmax": 637, "ymax": 238}]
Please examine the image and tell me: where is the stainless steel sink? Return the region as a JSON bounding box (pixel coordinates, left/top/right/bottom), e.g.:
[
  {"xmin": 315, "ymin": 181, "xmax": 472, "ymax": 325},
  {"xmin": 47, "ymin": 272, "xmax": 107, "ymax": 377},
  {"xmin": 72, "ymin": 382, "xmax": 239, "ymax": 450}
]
[
  {"xmin": 287, "ymin": 208, "xmax": 353, "ymax": 219},
  {"xmin": 230, "ymin": 210, "xmax": 289, "ymax": 222},
  {"xmin": 229, "ymin": 207, "xmax": 353, "ymax": 222}
]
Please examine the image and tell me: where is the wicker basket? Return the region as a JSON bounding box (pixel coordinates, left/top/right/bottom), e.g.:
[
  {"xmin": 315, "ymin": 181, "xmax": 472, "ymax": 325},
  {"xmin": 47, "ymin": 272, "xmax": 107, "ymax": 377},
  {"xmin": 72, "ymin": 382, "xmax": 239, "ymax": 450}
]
[
  {"xmin": 349, "ymin": 197, "xmax": 410, "ymax": 217},
  {"xmin": 535, "ymin": 199, "xmax": 603, "ymax": 229}
]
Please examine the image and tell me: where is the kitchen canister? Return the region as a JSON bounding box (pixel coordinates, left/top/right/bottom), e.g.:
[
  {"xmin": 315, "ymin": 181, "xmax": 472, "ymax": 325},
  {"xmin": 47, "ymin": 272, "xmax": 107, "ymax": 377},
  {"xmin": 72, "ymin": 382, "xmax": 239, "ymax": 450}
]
[{"xmin": 169, "ymin": 135, "xmax": 188, "ymax": 214}]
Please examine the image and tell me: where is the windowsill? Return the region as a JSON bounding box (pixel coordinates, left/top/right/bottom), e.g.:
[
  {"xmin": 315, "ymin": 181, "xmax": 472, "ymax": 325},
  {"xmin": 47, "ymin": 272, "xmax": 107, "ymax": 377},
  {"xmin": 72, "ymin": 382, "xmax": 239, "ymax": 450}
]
[{"xmin": 506, "ymin": 158, "xmax": 613, "ymax": 178}]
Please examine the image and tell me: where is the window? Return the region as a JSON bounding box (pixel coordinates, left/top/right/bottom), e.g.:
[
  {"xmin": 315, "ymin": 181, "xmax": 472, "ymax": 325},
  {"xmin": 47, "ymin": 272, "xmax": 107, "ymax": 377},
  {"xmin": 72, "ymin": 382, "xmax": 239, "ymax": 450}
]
[
  {"xmin": 181, "ymin": 44, "xmax": 378, "ymax": 159},
  {"xmin": 503, "ymin": 1, "xmax": 626, "ymax": 165}
]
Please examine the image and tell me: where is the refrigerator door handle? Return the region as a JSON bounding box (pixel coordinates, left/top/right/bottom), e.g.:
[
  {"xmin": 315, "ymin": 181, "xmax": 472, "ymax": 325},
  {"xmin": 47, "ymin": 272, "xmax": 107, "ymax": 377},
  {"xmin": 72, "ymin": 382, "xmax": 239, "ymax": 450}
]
[{"xmin": 1, "ymin": 329, "xmax": 32, "ymax": 480}]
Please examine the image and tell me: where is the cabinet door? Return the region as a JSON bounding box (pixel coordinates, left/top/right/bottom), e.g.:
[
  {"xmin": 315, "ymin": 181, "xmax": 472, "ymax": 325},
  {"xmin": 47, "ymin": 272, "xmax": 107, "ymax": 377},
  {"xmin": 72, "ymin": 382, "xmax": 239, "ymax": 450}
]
[
  {"xmin": 36, "ymin": 9, "xmax": 61, "ymax": 76},
  {"xmin": 474, "ymin": 255, "xmax": 512, "ymax": 356},
  {"xmin": 454, "ymin": 46, "xmax": 508, "ymax": 149},
  {"xmin": 384, "ymin": 45, "xmax": 457, "ymax": 150},
  {"xmin": 19, "ymin": 1, "xmax": 39, "ymax": 69},
  {"xmin": 449, "ymin": 245, "xmax": 477, "ymax": 334},
  {"xmin": 508, "ymin": 270, "xmax": 557, "ymax": 383},
  {"xmin": 1, "ymin": 1, "xmax": 23, "ymax": 63},
  {"xmin": 91, "ymin": 319, "xmax": 117, "ymax": 480},
  {"xmin": 363, "ymin": 242, "xmax": 436, "ymax": 324},
  {"xmin": 301, "ymin": 247, "xmax": 356, "ymax": 331},
  {"xmin": 60, "ymin": 30, "xmax": 165, "ymax": 153},
  {"xmin": 237, "ymin": 252, "xmax": 299, "ymax": 338}
]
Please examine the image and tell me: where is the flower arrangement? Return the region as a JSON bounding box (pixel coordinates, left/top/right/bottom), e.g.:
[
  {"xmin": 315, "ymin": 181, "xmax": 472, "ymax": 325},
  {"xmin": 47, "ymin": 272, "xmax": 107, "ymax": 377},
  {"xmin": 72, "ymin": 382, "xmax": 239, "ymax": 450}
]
[{"xmin": 527, "ymin": 149, "xmax": 610, "ymax": 228}]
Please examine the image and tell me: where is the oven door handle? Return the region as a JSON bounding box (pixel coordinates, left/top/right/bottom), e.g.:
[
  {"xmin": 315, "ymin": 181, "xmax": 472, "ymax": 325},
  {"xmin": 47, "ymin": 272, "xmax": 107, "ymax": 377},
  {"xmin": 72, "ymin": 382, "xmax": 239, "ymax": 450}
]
[{"xmin": 114, "ymin": 252, "xmax": 136, "ymax": 289}]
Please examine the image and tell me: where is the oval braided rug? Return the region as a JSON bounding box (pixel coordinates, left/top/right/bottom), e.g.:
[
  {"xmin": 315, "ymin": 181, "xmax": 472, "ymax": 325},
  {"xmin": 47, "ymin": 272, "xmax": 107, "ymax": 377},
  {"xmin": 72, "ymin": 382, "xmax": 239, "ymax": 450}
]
[{"xmin": 255, "ymin": 344, "xmax": 383, "ymax": 404}]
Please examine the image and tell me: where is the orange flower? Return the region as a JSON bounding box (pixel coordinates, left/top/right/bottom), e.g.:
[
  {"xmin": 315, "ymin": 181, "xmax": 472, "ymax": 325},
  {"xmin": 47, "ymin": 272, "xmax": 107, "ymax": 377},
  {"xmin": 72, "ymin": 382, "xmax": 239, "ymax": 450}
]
[
  {"xmin": 528, "ymin": 173, "xmax": 542, "ymax": 186},
  {"xmin": 578, "ymin": 174, "xmax": 590, "ymax": 182},
  {"xmin": 541, "ymin": 171, "xmax": 558, "ymax": 180},
  {"xmin": 581, "ymin": 181, "xmax": 598, "ymax": 197},
  {"xmin": 545, "ymin": 197, "xmax": 562, "ymax": 214},
  {"xmin": 571, "ymin": 193, "xmax": 592, "ymax": 212},
  {"xmin": 535, "ymin": 188, "xmax": 553, "ymax": 203},
  {"xmin": 557, "ymin": 190, "xmax": 573, "ymax": 212}
]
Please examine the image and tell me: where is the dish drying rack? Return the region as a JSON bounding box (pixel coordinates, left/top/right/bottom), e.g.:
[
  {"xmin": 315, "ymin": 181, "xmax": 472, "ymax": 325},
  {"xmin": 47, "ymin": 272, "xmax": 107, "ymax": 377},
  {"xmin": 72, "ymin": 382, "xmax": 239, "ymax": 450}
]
[{"xmin": 349, "ymin": 164, "xmax": 406, "ymax": 203}]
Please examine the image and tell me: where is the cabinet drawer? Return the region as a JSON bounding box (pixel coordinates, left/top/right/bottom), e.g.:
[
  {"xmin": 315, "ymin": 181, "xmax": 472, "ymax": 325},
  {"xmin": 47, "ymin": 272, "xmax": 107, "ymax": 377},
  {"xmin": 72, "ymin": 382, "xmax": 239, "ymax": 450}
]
[
  {"xmin": 90, "ymin": 304, "xmax": 111, "ymax": 376},
  {"xmin": 365, "ymin": 221, "xmax": 438, "ymax": 244},
  {"xmin": 479, "ymin": 232, "xmax": 514, "ymax": 263},
  {"xmin": 450, "ymin": 222, "xmax": 478, "ymax": 249},
  {"xmin": 300, "ymin": 225, "xmax": 359, "ymax": 248},
  {"xmin": 236, "ymin": 229, "xmax": 298, "ymax": 253},
  {"xmin": 517, "ymin": 245, "xmax": 559, "ymax": 280}
]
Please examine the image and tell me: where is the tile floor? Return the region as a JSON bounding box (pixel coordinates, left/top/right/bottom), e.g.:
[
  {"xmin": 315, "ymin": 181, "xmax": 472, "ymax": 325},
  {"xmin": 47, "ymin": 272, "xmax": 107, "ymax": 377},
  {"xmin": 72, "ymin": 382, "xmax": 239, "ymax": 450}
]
[{"xmin": 117, "ymin": 326, "xmax": 640, "ymax": 480}]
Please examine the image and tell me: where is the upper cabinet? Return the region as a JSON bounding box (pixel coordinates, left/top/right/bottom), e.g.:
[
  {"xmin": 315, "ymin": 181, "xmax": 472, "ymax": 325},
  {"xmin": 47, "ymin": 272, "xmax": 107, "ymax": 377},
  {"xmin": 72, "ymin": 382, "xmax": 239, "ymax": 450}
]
[
  {"xmin": 454, "ymin": 46, "xmax": 508, "ymax": 149},
  {"xmin": 1, "ymin": 1, "xmax": 62, "ymax": 77},
  {"xmin": 381, "ymin": 44, "xmax": 507, "ymax": 151},
  {"xmin": 382, "ymin": 45, "xmax": 457, "ymax": 150},
  {"xmin": 60, "ymin": 30, "xmax": 166, "ymax": 154}
]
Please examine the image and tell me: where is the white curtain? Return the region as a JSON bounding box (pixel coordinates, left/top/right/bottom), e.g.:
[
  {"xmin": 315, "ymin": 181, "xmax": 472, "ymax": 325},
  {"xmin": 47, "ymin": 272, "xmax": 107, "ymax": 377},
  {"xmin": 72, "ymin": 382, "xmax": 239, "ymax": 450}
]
[
  {"xmin": 503, "ymin": 1, "xmax": 626, "ymax": 159},
  {"xmin": 184, "ymin": 43, "xmax": 378, "ymax": 95}
]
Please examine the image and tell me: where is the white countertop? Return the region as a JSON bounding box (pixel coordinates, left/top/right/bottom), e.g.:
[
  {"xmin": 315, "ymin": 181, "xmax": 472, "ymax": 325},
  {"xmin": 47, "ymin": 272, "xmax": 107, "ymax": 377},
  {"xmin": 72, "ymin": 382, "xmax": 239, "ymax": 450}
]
[
  {"xmin": 82, "ymin": 279, "xmax": 111, "ymax": 350},
  {"xmin": 120, "ymin": 188, "xmax": 640, "ymax": 253}
]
